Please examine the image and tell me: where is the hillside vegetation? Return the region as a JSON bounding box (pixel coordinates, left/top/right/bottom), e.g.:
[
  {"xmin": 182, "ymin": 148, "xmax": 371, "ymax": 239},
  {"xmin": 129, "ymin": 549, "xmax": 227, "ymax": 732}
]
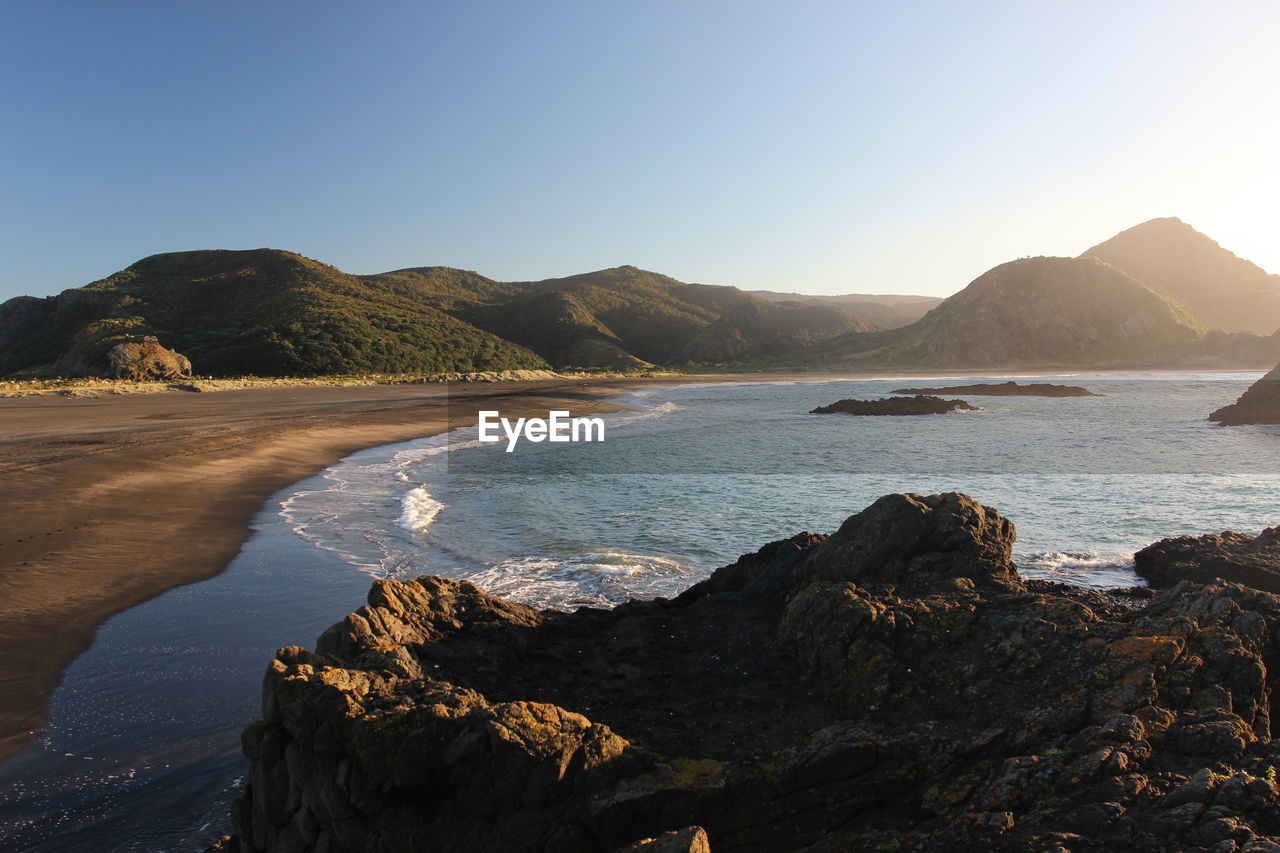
[
  {"xmin": 5, "ymin": 217, "xmax": 1280, "ymax": 379},
  {"xmin": 748, "ymin": 290, "xmax": 942, "ymax": 328},
  {"xmin": 0, "ymin": 250, "xmax": 547, "ymax": 377},
  {"xmin": 1, "ymin": 257, "xmax": 876, "ymax": 378},
  {"xmin": 677, "ymin": 300, "xmax": 878, "ymax": 363},
  {"xmin": 366, "ymin": 265, "xmax": 757, "ymax": 368}
]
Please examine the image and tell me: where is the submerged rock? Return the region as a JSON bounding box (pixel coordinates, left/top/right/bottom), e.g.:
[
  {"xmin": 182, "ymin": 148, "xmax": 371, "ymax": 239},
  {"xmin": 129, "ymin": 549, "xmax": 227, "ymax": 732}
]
[
  {"xmin": 1135, "ymin": 527, "xmax": 1280, "ymax": 593},
  {"xmin": 810, "ymin": 395, "xmax": 978, "ymax": 415},
  {"xmin": 228, "ymin": 493, "xmax": 1280, "ymax": 851},
  {"xmin": 1210, "ymin": 362, "xmax": 1280, "ymax": 425},
  {"xmin": 891, "ymin": 381, "xmax": 1102, "ymax": 397}
]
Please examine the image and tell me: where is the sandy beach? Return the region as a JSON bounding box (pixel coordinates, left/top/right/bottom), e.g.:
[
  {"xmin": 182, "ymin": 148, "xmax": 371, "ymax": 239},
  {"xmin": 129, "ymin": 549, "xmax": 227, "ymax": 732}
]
[
  {"xmin": 0, "ymin": 366, "xmax": 1256, "ymax": 764},
  {"xmin": 0, "ymin": 376, "xmax": 710, "ymax": 762}
]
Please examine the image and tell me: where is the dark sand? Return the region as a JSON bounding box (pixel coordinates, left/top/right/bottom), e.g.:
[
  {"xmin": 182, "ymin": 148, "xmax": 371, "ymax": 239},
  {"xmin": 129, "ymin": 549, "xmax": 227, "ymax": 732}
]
[{"xmin": 0, "ymin": 377, "xmax": 695, "ymax": 761}]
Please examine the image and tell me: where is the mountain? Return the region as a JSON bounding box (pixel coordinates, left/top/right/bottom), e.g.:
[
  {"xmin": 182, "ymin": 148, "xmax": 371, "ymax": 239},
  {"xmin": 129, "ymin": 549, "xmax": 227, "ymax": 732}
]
[
  {"xmin": 365, "ymin": 264, "xmax": 760, "ymax": 368},
  {"xmin": 1, "ymin": 257, "xmax": 859, "ymax": 378},
  {"xmin": 350, "ymin": 264, "xmax": 882, "ymax": 368},
  {"xmin": 0, "ymin": 250, "xmax": 547, "ymax": 377},
  {"xmin": 749, "ymin": 290, "xmax": 942, "ymax": 328},
  {"xmin": 459, "ymin": 265, "xmax": 751, "ymax": 367},
  {"xmin": 8, "ymin": 219, "xmax": 1278, "ymax": 380},
  {"xmin": 354, "ymin": 266, "xmax": 661, "ymax": 369},
  {"xmin": 675, "ymin": 300, "xmax": 880, "ymax": 363},
  {"xmin": 802, "ymin": 256, "xmax": 1209, "ymax": 369},
  {"xmin": 1082, "ymin": 217, "xmax": 1280, "ymax": 336}
]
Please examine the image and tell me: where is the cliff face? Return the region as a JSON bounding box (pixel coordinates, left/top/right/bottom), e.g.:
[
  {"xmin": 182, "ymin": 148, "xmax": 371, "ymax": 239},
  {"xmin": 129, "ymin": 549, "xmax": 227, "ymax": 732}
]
[
  {"xmin": 1210, "ymin": 363, "xmax": 1280, "ymax": 425},
  {"xmin": 228, "ymin": 493, "xmax": 1280, "ymax": 852}
]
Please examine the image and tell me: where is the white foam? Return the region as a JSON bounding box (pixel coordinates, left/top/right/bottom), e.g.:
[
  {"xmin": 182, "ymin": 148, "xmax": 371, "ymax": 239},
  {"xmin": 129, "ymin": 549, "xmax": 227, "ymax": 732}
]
[
  {"xmin": 606, "ymin": 400, "xmax": 681, "ymax": 429},
  {"xmin": 466, "ymin": 551, "xmax": 690, "ymax": 611},
  {"xmin": 397, "ymin": 486, "xmax": 444, "ymax": 534},
  {"xmin": 1017, "ymin": 550, "xmax": 1138, "ymax": 590}
]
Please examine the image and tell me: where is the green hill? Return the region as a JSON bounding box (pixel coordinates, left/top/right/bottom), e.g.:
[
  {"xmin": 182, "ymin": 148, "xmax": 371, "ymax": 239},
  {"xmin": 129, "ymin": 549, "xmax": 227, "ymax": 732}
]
[
  {"xmin": 1083, "ymin": 217, "xmax": 1280, "ymax": 336},
  {"xmin": 748, "ymin": 290, "xmax": 942, "ymax": 329},
  {"xmin": 9, "ymin": 219, "xmax": 1276, "ymax": 380},
  {"xmin": 677, "ymin": 300, "xmax": 880, "ymax": 363},
  {"xmin": 364, "ymin": 264, "xmax": 811, "ymax": 368},
  {"xmin": 1, "ymin": 256, "xmax": 866, "ymax": 378},
  {"xmin": 476, "ymin": 265, "xmax": 754, "ymax": 366},
  {"xmin": 0, "ymin": 250, "xmax": 547, "ymax": 377}
]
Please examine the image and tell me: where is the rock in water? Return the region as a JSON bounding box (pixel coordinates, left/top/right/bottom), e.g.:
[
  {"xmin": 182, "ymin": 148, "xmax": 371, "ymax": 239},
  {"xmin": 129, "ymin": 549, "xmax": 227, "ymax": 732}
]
[
  {"xmin": 1135, "ymin": 527, "xmax": 1280, "ymax": 593},
  {"xmin": 891, "ymin": 381, "xmax": 1102, "ymax": 397},
  {"xmin": 228, "ymin": 493, "xmax": 1280, "ymax": 852},
  {"xmin": 1210, "ymin": 362, "xmax": 1280, "ymax": 425},
  {"xmin": 105, "ymin": 336, "xmax": 192, "ymax": 380},
  {"xmin": 810, "ymin": 395, "xmax": 978, "ymax": 415}
]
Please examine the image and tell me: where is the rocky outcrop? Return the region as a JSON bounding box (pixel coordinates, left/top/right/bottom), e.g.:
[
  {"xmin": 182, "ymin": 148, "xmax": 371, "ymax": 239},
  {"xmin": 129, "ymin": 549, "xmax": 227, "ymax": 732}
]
[
  {"xmin": 1210, "ymin": 363, "xmax": 1280, "ymax": 425},
  {"xmin": 105, "ymin": 336, "xmax": 192, "ymax": 380},
  {"xmin": 229, "ymin": 493, "xmax": 1280, "ymax": 852},
  {"xmin": 810, "ymin": 395, "xmax": 978, "ymax": 415},
  {"xmin": 891, "ymin": 381, "xmax": 1102, "ymax": 397},
  {"xmin": 1135, "ymin": 527, "xmax": 1280, "ymax": 593}
]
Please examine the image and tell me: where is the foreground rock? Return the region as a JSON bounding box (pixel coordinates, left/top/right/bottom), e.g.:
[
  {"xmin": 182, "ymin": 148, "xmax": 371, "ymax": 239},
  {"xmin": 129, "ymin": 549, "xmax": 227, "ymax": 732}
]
[
  {"xmin": 106, "ymin": 335, "xmax": 192, "ymax": 380},
  {"xmin": 229, "ymin": 493, "xmax": 1280, "ymax": 851},
  {"xmin": 810, "ymin": 395, "xmax": 978, "ymax": 415},
  {"xmin": 891, "ymin": 381, "xmax": 1102, "ymax": 397},
  {"xmin": 1135, "ymin": 527, "xmax": 1280, "ymax": 594},
  {"xmin": 1210, "ymin": 362, "xmax": 1280, "ymax": 425}
]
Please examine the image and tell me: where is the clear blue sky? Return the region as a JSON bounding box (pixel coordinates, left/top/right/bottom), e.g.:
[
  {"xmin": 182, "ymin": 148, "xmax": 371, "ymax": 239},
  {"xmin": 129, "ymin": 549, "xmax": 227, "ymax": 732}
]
[{"xmin": 2, "ymin": 1, "xmax": 1277, "ymax": 302}]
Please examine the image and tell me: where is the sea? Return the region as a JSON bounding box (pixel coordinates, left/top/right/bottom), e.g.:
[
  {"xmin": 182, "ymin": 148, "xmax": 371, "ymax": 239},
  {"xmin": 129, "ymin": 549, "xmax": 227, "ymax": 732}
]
[{"xmin": 2, "ymin": 372, "xmax": 1279, "ymax": 851}]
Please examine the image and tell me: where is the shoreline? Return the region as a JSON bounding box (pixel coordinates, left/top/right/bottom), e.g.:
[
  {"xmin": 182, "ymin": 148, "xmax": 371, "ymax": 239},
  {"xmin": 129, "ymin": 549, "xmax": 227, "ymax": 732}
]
[
  {"xmin": 0, "ymin": 366, "xmax": 1261, "ymax": 764},
  {"xmin": 0, "ymin": 376, "xmax": 695, "ymax": 762}
]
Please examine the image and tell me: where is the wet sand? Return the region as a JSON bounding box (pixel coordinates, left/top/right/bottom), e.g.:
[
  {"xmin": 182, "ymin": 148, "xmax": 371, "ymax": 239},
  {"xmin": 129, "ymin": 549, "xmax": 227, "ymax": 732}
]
[{"xmin": 0, "ymin": 377, "xmax": 693, "ymax": 761}]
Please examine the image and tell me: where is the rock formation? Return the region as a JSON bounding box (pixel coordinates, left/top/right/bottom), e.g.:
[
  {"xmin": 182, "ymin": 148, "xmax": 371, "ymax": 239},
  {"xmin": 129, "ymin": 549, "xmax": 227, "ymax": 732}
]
[
  {"xmin": 810, "ymin": 395, "xmax": 978, "ymax": 415},
  {"xmin": 891, "ymin": 381, "xmax": 1102, "ymax": 397},
  {"xmin": 105, "ymin": 336, "xmax": 192, "ymax": 380},
  {"xmin": 1135, "ymin": 527, "xmax": 1280, "ymax": 594},
  {"xmin": 1210, "ymin": 363, "xmax": 1280, "ymax": 425},
  {"xmin": 225, "ymin": 493, "xmax": 1280, "ymax": 851}
]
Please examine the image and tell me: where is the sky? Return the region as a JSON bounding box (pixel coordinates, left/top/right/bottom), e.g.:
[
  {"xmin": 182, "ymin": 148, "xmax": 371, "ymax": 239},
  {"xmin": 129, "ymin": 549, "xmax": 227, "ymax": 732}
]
[{"xmin": 2, "ymin": 1, "xmax": 1278, "ymax": 302}]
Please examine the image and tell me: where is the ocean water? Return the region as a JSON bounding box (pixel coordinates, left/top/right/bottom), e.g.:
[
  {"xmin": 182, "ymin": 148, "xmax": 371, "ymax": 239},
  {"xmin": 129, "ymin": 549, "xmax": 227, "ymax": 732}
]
[
  {"xmin": 2, "ymin": 372, "xmax": 1279, "ymax": 851},
  {"xmin": 282, "ymin": 372, "xmax": 1280, "ymax": 602}
]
